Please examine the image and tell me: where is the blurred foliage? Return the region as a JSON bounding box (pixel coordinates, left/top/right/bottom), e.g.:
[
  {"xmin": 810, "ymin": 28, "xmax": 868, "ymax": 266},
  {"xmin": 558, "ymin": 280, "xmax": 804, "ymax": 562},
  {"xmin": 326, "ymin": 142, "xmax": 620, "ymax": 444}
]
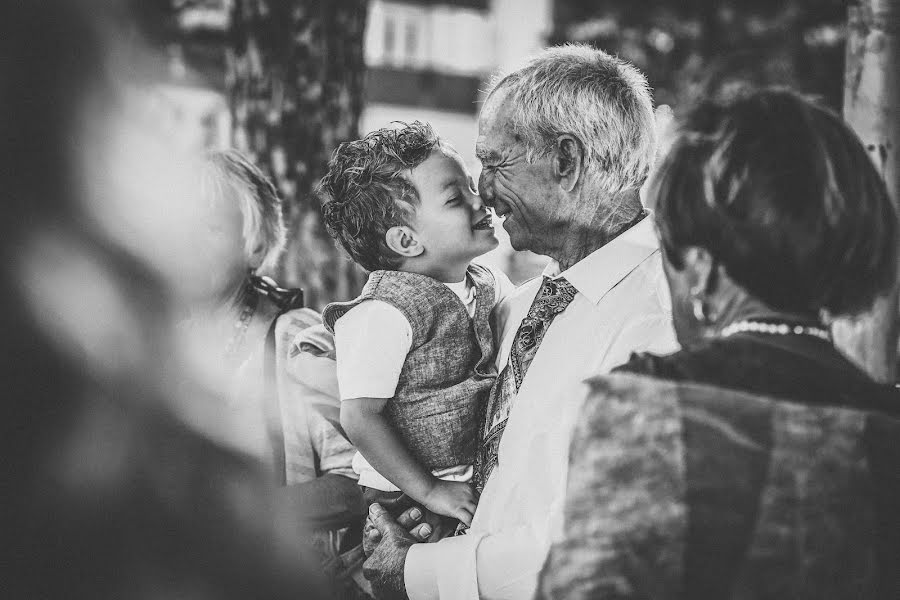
[
  {"xmin": 552, "ymin": 0, "xmax": 849, "ymax": 110},
  {"xmin": 155, "ymin": 0, "xmax": 370, "ymax": 310},
  {"xmin": 227, "ymin": 1, "xmax": 369, "ymax": 309}
]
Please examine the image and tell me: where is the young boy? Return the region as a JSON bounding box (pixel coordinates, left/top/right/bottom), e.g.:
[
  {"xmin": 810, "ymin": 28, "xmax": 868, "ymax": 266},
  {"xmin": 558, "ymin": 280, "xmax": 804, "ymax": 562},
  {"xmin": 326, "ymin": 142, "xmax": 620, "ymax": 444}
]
[{"xmin": 318, "ymin": 122, "xmax": 512, "ymax": 537}]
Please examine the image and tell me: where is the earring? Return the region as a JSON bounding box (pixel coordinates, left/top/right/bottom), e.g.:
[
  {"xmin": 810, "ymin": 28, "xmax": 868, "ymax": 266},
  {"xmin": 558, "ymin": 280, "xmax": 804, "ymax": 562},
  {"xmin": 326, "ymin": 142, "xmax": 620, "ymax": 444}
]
[{"xmin": 689, "ymin": 284, "xmax": 711, "ymax": 324}]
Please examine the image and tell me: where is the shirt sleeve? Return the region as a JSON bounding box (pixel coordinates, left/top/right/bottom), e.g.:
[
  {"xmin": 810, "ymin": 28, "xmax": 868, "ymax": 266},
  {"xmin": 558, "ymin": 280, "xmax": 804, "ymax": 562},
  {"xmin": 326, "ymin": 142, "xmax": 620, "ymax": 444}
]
[
  {"xmin": 332, "ymin": 300, "xmax": 412, "ymax": 401},
  {"xmin": 405, "ymin": 527, "xmax": 551, "ymax": 600},
  {"xmin": 308, "ymin": 406, "xmax": 357, "ymax": 480}
]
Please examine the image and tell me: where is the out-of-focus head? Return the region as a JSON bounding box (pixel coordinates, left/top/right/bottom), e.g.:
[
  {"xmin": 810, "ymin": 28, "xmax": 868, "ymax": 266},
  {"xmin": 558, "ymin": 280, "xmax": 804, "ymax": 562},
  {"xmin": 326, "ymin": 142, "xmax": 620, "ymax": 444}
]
[
  {"xmin": 200, "ymin": 150, "xmax": 287, "ymax": 288},
  {"xmin": 1, "ymin": 1, "xmax": 325, "ymax": 598},
  {"xmin": 319, "ymin": 121, "xmax": 440, "ymax": 272},
  {"xmin": 648, "ymin": 88, "xmax": 898, "ymax": 345},
  {"xmin": 477, "ymin": 44, "xmax": 655, "ymax": 253}
]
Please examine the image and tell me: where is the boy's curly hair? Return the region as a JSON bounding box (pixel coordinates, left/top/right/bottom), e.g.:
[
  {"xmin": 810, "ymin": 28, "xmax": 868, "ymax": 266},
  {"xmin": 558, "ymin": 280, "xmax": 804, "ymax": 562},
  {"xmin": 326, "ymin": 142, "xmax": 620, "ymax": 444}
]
[{"xmin": 319, "ymin": 121, "xmax": 440, "ymax": 272}]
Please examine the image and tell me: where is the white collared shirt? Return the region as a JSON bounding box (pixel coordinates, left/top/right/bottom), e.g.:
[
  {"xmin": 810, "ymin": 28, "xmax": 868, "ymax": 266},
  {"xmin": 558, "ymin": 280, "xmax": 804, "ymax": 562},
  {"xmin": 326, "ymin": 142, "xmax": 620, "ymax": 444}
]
[{"xmin": 404, "ymin": 216, "xmax": 678, "ymax": 600}]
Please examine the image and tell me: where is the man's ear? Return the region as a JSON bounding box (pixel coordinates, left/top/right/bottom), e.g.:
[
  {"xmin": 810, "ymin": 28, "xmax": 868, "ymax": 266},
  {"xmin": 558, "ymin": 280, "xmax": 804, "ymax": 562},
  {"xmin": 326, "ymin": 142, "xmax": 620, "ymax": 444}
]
[
  {"xmin": 385, "ymin": 225, "xmax": 424, "ymax": 258},
  {"xmin": 554, "ymin": 134, "xmax": 583, "ymax": 193}
]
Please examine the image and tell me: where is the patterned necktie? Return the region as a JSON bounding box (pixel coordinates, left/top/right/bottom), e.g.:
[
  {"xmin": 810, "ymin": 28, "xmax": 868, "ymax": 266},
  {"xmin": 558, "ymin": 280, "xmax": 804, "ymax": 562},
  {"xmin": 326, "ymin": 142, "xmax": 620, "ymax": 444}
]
[{"xmin": 474, "ymin": 276, "xmax": 577, "ymax": 491}]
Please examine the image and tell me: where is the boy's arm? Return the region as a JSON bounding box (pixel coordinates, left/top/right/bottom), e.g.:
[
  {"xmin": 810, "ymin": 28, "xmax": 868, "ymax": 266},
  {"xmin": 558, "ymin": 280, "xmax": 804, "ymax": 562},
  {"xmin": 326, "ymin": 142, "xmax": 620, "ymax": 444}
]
[{"xmin": 341, "ymin": 398, "xmax": 476, "ymax": 525}]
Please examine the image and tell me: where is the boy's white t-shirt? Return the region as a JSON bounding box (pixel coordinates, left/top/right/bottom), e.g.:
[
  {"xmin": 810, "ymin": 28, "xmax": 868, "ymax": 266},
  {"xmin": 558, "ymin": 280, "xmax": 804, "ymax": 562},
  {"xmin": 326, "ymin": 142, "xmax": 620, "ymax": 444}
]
[{"xmin": 333, "ymin": 265, "xmax": 514, "ymax": 491}]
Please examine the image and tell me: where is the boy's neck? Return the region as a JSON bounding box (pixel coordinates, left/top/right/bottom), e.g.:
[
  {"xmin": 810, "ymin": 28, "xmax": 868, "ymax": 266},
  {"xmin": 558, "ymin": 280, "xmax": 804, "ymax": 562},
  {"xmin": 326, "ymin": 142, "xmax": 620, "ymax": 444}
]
[{"xmin": 401, "ymin": 258, "xmax": 469, "ymax": 283}]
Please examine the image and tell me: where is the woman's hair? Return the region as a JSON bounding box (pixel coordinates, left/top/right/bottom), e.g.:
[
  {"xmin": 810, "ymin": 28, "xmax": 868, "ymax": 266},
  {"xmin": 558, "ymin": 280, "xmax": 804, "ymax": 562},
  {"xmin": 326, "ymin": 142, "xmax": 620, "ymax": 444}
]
[
  {"xmin": 201, "ymin": 149, "xmax": 287, "ymax": 274},
  {"xmin": 486, "ymin": 43, "xmax": 656, "ymax": 195},
  {"xmin": 648, "ymin": 87, "xmax": 898, "ymax": 316},
  {"xmin": 318, "ymin": 121, "xmax": 439, "ymax": 272}
]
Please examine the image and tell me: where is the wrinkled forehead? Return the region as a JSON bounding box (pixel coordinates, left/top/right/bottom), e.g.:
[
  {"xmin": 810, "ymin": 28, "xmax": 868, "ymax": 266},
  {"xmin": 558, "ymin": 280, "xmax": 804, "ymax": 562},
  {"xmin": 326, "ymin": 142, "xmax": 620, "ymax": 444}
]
[
  {"xmin": 477, "ymin": 88, "xmax": 520, "ymax": 153},
  {"xmin": 478, "ymin": 86, "xmax": 513, "ymax": 132}
]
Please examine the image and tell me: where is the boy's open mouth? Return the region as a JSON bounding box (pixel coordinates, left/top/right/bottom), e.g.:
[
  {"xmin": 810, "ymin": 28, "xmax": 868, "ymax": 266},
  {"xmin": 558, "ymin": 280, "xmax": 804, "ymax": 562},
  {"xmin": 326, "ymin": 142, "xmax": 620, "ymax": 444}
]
[{"xmin": 472, "ymin": 214, "xmax": 493, "ymax": 230}]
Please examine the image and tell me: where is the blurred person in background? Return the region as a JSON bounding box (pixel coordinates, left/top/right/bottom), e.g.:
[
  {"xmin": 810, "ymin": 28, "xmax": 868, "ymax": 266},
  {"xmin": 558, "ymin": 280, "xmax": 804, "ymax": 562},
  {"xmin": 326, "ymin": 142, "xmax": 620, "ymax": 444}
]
[
  {"xmin": 190, "ymin": 148, "xmax": 368, "ymax": 595},
  {"xmin": 537, "ymin": 88, "xmax": 900, "ymax": 599},
  {"xmin": 0, "ymin": 1, "xmax": 346, "ymax": 597},
  {"xmin": 188, "ymin": 148, "xmax": 299, "ymax": 467}
]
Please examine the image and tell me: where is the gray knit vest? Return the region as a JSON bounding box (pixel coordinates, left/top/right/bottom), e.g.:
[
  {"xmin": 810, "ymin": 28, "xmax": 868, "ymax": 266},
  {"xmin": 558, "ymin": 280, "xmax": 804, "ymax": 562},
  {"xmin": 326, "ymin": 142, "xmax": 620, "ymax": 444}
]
[{"xmin": 323, "ymin": 263, "xmax": 498, "ymax": 469}]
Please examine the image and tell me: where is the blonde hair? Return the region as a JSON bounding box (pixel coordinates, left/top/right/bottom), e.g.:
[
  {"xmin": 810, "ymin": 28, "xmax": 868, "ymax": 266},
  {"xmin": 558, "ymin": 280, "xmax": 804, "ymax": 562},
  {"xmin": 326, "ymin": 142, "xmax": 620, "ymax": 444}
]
[{"xmin": 201, "ymin": 149, "xmax": 287, "ymax": 274}]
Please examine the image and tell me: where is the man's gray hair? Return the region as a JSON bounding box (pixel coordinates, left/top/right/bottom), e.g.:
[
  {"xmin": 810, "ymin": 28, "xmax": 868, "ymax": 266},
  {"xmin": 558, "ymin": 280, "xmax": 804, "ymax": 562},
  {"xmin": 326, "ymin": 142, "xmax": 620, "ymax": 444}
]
[{"xmin": 487, "ymin": 44, "xmax": 656, "ymax": 194}]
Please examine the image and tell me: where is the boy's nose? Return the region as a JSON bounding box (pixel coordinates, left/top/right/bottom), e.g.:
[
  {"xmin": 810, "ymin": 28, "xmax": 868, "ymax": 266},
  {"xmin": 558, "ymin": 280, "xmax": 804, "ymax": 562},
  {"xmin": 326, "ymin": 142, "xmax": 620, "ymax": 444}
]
[{"xmin": 468, "ymin": 193, "xmax": 484, "ymax": 212}]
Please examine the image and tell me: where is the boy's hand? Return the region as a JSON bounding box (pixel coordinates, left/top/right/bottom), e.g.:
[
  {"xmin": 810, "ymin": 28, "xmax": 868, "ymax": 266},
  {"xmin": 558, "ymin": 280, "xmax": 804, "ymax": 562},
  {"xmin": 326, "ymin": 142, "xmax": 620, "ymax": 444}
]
[{"xmin": 421, "ymin": 480, "xmax": 477, "ymax": 525}]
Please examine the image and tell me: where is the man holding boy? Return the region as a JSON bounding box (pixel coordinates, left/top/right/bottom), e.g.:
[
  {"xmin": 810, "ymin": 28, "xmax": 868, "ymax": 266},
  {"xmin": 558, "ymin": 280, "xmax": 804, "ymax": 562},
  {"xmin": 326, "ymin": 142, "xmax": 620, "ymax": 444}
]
[
  {"xmin": 364, "ymin": 45, "xmax": 678, "ymax": 599},
  {"xmin": 319, "ymin": 123, "xmax": 514, "ymax": 539}
]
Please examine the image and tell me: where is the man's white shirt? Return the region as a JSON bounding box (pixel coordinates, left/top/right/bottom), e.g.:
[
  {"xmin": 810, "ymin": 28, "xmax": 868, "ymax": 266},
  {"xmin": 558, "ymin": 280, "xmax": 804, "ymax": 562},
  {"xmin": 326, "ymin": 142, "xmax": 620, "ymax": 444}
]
[{"xmin": 404, "ymin": 215, "xmax": 678, "ymax": 600}]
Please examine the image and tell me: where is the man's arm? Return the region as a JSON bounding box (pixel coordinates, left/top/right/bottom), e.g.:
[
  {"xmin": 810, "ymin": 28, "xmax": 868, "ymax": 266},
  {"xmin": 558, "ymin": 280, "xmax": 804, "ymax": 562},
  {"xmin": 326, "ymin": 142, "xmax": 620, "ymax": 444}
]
[
  {"xmin": 342, "ymin": 398, "xmax": 476, "ymax": 525},
  {"xmin": 365, "ymin": 508, "xmax": 550, "ymax": 600},
  {"xmin": 363, "ymin": 503, "xmax": 420, "ymax": 600}
]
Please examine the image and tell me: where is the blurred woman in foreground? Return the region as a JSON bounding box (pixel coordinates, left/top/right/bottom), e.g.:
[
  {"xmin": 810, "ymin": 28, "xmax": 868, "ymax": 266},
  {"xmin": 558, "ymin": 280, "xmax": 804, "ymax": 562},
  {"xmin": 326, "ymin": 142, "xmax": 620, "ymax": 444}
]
[
  {"xmin": 191, "ymin": 149, "xmax": 353, "ymax": 481},
  {"xmin": 191, "ymin": 149, "xmax": 368, "ymax": 595},
  {"xmin": 0, "ymin": 1, "xmax": 333, "ymax": 597},
  {"xmin": 538, "ymin": 89, "xmax": 900, "ymax": 599}
]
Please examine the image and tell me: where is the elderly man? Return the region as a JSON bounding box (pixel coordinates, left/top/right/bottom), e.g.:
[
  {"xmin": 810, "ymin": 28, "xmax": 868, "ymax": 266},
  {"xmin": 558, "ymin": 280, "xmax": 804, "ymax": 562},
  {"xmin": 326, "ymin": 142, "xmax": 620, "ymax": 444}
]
[{"xmin": 363, "ymin": 44, "xmax": 677, "ymax": 600}]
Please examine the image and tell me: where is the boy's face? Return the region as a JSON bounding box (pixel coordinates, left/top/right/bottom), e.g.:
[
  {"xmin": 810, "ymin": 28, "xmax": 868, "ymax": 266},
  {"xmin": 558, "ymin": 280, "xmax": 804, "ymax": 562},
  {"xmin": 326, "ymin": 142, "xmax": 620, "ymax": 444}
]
[{"xmin": 406, "ymin": 145, "xmax": 498, "ymax": 270}]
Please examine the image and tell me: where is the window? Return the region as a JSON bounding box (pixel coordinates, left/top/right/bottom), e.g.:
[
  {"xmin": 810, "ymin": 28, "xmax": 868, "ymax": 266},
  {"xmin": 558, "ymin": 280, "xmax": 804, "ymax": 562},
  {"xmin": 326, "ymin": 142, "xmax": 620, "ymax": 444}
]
[
  {"xmin": 384, "ymin": 16, "xmax": 396, "ymax": 57},
  {"xmin": 405, "ymin": 20, "xmax": 418, "ymax": 57}
]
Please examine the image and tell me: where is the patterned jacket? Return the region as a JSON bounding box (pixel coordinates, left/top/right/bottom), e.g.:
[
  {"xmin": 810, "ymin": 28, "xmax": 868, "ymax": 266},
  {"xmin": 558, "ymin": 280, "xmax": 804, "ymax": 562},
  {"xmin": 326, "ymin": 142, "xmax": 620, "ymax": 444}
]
[{"xmin": 538, "ymin": 336, "xmax": 900, "ymax": 599}]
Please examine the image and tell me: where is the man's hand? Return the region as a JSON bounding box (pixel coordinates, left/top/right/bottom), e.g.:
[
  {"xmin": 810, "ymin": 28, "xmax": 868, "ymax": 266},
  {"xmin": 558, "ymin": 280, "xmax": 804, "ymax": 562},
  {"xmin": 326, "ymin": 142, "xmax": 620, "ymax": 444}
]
[
  {"xmin": 421, "ymin": 480, "xmax": 477, "ymax": 526},
  {"xmin": 362, "ymin": 503, "xmax": 422, "ymax": 600},
  {"xmin": 363, "ymin": 505, "xmax": 432, "ymax": 554}
]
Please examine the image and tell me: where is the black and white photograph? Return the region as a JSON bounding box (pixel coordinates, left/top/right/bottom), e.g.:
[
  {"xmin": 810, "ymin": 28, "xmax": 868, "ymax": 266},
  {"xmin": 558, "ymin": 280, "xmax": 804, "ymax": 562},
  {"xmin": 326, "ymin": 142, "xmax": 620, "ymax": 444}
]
[{"xmin": 2, "ymin": 0, "xmax": 898, "ymax": 598}]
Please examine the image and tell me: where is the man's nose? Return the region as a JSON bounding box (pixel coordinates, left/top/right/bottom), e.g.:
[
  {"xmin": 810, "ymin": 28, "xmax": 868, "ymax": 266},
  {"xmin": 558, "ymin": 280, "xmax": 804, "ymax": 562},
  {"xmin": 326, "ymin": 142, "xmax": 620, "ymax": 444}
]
[{"xmin": 478, "ymin": 171, "xmax": 494, "ymax": 206}]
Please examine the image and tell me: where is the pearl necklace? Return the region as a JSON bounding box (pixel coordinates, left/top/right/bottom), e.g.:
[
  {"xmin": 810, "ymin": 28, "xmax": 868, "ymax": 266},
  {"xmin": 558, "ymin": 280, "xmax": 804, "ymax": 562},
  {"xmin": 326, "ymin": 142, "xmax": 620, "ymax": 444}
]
[{"xmin": 720, "ymin": 319, "xmax": 831, "ymax": 342}]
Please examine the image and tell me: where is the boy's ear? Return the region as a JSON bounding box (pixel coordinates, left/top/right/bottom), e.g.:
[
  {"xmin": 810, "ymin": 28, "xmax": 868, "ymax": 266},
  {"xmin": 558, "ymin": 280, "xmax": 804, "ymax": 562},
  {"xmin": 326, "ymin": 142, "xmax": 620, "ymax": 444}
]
[
  {"xmin": 385, "ymin": 225, "xmax": 424, "ymax": 258},
  {"xmin": 553, "ymin": 134, "xmax": 583, "ymax": 193}
]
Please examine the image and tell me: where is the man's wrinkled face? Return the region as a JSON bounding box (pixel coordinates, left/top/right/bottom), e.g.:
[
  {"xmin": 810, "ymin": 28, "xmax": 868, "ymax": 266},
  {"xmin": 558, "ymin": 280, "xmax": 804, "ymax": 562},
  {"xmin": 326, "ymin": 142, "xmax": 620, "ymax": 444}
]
[{"xmin": 475, "ymin": 90, "xmax": 566, "ymax": 254}]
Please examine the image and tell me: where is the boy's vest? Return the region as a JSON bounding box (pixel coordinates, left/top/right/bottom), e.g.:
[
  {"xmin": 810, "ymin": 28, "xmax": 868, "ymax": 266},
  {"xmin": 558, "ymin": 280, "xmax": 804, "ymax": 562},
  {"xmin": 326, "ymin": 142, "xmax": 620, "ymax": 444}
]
[{"xmin": 323, "ymin": 264, "xmax": 498, "ymax": 469}]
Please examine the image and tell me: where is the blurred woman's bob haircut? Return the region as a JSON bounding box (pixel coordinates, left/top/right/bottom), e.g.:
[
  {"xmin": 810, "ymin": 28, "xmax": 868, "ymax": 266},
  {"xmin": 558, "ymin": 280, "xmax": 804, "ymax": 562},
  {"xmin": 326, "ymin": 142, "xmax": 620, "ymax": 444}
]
[
  {"xmin": 648, "ymin": 88, "xmax": 898, "ymax": 316},
  {"xmin": 201, "ymin": 149, "xmax": 287, "ymax": 274}
]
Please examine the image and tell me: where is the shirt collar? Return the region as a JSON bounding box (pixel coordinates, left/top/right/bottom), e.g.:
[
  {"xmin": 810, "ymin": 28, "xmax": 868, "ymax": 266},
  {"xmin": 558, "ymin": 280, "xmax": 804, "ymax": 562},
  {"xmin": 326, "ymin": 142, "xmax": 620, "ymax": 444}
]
[{"xmin": 542, "ymin": 212, "xmax": 660, "ymax": 305}]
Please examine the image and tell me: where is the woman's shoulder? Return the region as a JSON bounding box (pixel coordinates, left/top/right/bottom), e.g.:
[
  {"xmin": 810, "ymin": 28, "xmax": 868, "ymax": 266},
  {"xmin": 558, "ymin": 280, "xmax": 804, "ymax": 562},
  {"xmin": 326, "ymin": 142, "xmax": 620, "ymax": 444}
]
[
  {"xmin": 612, "ymin": 343, "xmax": 712, "ymax": 383},
  {"xmin": 606, "ymin": 337, "xmax": 900, "ymax": 418},
  {"xmin": 577, "ymin": 371, "xmax": 687, "ymax": 440}
]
